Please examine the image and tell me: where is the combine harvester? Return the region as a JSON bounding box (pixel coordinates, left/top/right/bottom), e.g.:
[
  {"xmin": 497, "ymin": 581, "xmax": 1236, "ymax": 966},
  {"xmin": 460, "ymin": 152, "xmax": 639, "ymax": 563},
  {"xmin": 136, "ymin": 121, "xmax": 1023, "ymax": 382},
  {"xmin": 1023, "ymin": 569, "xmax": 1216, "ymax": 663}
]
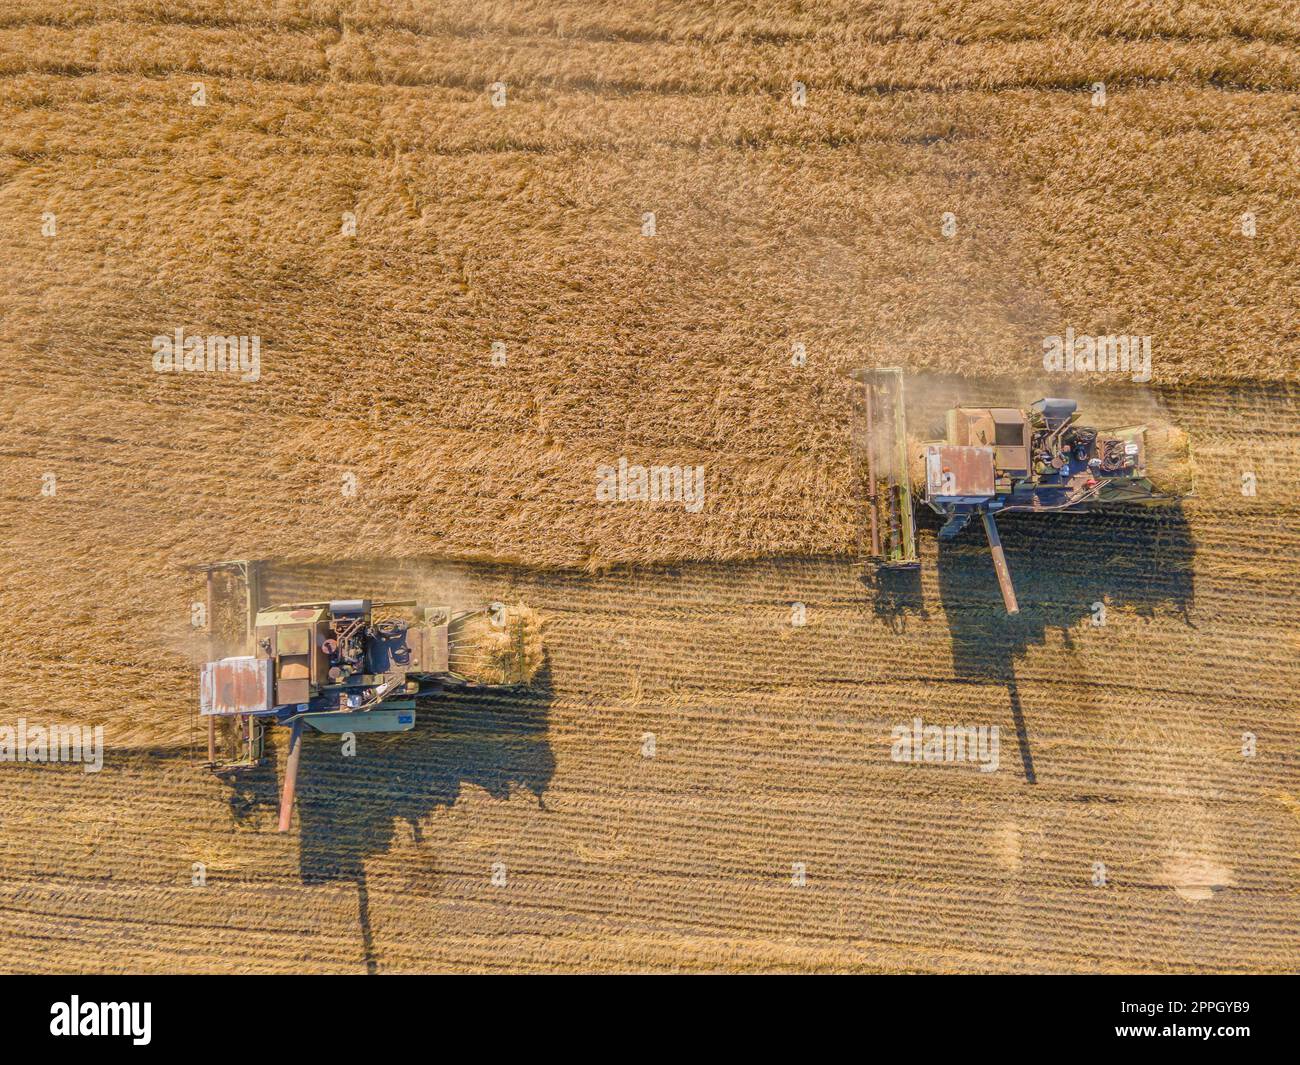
[
  {"xmin": 197, "ymin": 573, "xmax": 541, "ymax": 831},
  {"xmin": 851, "ymin": 367, "xmax": 1193, "ymax": 614}
]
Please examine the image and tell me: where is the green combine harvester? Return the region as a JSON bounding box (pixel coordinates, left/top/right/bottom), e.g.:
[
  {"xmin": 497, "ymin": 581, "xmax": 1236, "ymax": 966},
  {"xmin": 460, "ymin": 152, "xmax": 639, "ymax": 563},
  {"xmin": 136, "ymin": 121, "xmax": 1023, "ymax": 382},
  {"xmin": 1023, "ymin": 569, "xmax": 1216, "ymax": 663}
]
[{"xmin": 197, "ymin": 565, "xmax": 541, "ymax": 831}]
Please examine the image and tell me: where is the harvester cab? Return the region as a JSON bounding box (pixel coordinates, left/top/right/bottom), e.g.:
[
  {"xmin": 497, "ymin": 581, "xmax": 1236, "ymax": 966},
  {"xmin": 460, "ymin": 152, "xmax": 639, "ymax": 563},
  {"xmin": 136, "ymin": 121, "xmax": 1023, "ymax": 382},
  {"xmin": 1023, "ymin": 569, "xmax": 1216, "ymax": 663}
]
[
  {"xmin": 852, "ymin": 368, "xmax": 1191, "ymax": 615},
  {"xmin": 198, "ymin": 587, "xmax": 541, "ymax": 831}
]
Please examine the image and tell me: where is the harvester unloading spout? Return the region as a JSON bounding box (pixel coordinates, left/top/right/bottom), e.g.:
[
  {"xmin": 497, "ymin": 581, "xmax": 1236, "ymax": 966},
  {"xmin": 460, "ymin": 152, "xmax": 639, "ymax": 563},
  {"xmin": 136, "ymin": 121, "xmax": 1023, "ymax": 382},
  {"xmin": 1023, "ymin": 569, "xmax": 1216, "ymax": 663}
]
[
  {"xmin": 979, "ymin": 510, "xmax": 1019, "ymax": 616},
  {"xmin": 851, "ymin": 368, "xmax": 1191, "ymax": 615}
]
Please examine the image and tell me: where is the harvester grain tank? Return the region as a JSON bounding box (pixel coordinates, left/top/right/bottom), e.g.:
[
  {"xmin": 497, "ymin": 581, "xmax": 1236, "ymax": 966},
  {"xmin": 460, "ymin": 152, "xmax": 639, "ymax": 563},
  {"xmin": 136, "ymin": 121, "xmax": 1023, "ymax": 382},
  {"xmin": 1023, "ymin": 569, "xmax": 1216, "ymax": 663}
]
[
  {"xmin": 851, "ymin": 367, "xmax": 1193, "ymax": 614},
  {"xmin": 199, "ymin": 591, "xmax": 541, "ymax": 830}
]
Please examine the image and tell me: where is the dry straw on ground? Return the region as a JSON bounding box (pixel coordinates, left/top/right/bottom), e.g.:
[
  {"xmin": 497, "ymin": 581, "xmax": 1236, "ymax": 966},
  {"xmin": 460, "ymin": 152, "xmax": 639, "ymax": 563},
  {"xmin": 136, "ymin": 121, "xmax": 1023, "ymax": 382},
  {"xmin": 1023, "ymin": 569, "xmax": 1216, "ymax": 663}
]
[
  {"xmin": 1142, "ymin": 423, "xmax": 1196, "ymax": 497},
  {"xmin": 447, "ymin": 604, "xmax": 545, "ymax": 685}
]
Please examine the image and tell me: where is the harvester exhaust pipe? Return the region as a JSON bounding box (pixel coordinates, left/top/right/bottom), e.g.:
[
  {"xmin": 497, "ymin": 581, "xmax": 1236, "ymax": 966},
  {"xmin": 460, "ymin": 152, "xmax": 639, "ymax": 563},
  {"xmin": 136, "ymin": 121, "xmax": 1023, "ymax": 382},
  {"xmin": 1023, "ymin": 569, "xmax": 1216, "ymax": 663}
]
[
  {"xmin": 278, "ymin": 719, "xmax": 304, "ymax": 833},
  {"xmin": 980, "ymin": 510, "xmax": 1020, "ymax": 616}
]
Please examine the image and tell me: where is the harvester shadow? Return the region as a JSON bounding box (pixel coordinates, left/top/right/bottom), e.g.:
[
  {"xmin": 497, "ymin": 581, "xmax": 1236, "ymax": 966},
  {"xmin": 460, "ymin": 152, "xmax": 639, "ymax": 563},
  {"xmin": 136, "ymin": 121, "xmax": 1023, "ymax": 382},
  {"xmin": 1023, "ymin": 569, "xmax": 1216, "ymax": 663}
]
[
  {"xmin": 225, "ymin": 664, "xmax": 555, "ymax": 973},
  {"xmin": 862, "ymin": 564, "xmax": 927, "ymax": 631},
  {"xmin": 934, "ymin": 506, "xmax": 1196, "ymax": 784}
]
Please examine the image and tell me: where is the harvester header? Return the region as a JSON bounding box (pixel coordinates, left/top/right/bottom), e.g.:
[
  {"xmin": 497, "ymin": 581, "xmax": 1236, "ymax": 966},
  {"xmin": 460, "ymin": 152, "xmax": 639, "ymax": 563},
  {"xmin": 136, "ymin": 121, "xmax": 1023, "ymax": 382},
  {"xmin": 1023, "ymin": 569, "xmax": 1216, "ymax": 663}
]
[{"xmin": 852, "ymin": 367, "xmax": 919, "ymax": 569}]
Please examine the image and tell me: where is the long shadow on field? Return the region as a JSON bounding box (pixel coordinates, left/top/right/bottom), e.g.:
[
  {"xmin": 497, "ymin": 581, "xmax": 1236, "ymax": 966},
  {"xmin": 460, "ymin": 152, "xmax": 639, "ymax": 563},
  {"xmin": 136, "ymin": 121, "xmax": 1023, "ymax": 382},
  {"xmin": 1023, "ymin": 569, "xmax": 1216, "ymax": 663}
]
[
  {"xmin": 935, "ymin": 506, "xmax": 1196, "ymax": 783},
  {"xmin": 226, "ymin": 666, "xmax": 555, "ymax": 972},
  {"xmin": 864, "ymin": 563, "xmax": 927, "ymax": 631}
]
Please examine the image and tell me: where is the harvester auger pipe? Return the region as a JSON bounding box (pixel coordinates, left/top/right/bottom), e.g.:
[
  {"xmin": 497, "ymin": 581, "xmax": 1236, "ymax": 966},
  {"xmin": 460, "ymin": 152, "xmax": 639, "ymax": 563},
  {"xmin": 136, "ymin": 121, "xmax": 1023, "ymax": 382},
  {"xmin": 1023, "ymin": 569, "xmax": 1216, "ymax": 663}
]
[
  {"xmin": 980, "ymin": 510, "xmax": 1019, "ymax": 616},
  {"xmin": 278, "ymin": 719, "xmax": 304, "ymax": 833}
]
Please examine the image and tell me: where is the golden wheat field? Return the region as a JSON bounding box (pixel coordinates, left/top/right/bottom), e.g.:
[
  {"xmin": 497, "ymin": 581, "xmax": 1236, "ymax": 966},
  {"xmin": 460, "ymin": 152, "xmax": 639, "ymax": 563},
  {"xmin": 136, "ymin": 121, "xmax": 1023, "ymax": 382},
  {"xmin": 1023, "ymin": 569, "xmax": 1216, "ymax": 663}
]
[{"xmin": 0, "ymin": 1, "xmax": 1297, "ymax": 973}]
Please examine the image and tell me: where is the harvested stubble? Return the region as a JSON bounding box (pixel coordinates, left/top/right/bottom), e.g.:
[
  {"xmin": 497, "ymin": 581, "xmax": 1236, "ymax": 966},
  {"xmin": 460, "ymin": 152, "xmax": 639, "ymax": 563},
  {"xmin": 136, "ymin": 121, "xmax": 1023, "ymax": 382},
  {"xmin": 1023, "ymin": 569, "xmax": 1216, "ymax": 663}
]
[{"xmin": 1, "ymin": 549, "xmax": 1298, "ymax": 974}]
